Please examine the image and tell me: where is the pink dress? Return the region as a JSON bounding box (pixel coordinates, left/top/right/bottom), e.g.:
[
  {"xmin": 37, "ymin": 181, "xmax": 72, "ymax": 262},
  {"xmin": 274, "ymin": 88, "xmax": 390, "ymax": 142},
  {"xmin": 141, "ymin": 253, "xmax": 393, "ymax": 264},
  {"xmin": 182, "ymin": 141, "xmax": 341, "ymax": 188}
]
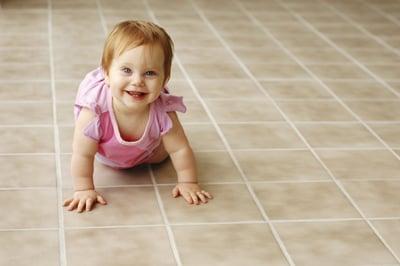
[{"xmin": 74, "ymin": 68, "xmax": 187, "ymax": 169}]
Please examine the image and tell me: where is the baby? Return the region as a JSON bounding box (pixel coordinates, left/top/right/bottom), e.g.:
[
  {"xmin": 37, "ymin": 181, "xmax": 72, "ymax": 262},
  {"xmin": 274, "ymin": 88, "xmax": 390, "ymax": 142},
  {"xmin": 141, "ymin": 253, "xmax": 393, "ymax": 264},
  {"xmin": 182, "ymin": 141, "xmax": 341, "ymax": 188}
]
[{"xmin": 63, "ymin": 20, "xmax": 213, "ymax": 213}]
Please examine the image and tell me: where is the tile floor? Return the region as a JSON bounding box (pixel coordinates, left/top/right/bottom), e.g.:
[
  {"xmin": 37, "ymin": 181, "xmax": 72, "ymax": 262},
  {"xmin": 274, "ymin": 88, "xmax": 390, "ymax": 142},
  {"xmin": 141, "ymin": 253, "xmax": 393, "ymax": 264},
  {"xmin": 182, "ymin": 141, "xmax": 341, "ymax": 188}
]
[{"xmin": 0, "ymin": 0, "xmax": 400, "ymax": 265}]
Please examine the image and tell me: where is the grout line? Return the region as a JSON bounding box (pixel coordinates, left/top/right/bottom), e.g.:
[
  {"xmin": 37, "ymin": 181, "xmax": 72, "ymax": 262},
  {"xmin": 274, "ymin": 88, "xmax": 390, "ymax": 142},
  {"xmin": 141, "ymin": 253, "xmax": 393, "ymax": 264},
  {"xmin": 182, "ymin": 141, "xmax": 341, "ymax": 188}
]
[
  {"xmin": 47, "ymin": 0, "xmax": 67, "ymax": 265},
  {"xmin": 319, "ymin": 0, "xmax": 400, "ymax": 57},
  {"xmin": 183, "ymin": 1, "xmax": 297, "ymax": 265},
  {"xmin": 264, "ymin": 0, "xmax": 400, "ymax": 262}
]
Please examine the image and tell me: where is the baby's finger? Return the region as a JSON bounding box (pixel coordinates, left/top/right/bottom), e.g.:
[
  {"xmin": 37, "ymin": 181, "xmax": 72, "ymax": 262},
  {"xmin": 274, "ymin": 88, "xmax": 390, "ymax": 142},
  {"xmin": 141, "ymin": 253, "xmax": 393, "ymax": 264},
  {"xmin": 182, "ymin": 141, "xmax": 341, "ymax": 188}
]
[
  {"xmin": 190, "ymin": 192, "xmax": 199, "ymax": 205},
  {"xmin": 63, "ymin": 198, "xmax": 73, "ymax": 206},
  {"xmin": 67, "ymin": 199, "xmax": 79, "ymax": 211},
  {"xmin": 183, "ymin": 192, "xmax": 193, "ymax": 204},
  {"xmin": 86, "ymin": 198, "xmax": 94, "ymax": 211},
  {"xmin": 197, "ymin": 192, "xmax": 208, "ymax": 204},
  {"xmin": 172, "ymin": 186, "xmax": 179, "ymax": 198},
  {"xmin": 202, "ymin": 190, "xmax": 213, "ymax": 199},
  {"xmin": 97, "ymin": 195, "xmax": 107, "ymax": 205},
  {"xmin": 77, "ymin": 199, "xmax": 86, "ymax": 213}
]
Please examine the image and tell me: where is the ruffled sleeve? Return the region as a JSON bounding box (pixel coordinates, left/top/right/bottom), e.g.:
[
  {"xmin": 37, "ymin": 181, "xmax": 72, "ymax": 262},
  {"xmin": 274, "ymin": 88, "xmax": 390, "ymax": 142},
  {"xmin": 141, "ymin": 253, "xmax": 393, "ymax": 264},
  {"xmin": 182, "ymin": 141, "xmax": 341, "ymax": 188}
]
[
  {"xmin": 157, "ymin": 91, "xmax": 187, "ymax": 136},
  {"xmin": 73, "ymin": 67, "xmax": 108, "ymax": 141}
]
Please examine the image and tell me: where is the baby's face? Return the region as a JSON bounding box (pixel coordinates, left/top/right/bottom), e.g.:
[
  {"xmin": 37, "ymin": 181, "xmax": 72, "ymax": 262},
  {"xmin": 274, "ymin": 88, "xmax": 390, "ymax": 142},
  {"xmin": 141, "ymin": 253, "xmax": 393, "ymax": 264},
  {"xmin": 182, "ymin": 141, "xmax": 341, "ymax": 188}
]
[{"xmin": 105, "ymin": 44, "xmax": 167, "ymax": 111}]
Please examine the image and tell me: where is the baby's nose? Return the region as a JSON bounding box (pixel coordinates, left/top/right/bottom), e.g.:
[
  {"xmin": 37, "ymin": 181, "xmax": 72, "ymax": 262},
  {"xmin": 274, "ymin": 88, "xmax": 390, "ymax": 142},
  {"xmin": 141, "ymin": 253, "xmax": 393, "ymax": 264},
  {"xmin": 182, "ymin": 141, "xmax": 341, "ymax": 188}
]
[{"xmin": 131, "ymin": 73, "xmax": 144, "ymax": 86}]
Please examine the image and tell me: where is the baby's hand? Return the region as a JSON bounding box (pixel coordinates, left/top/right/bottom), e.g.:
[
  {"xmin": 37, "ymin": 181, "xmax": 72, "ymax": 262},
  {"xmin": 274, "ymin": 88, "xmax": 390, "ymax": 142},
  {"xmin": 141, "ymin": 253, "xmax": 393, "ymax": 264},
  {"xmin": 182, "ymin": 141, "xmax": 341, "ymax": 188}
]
[
  {"xmin": 63, "ymin": 189, "xmax": 107, "ymax": 212},
  {"xmin": 172, "ymin": 182, "xmax": 213, "ymax": 205}
]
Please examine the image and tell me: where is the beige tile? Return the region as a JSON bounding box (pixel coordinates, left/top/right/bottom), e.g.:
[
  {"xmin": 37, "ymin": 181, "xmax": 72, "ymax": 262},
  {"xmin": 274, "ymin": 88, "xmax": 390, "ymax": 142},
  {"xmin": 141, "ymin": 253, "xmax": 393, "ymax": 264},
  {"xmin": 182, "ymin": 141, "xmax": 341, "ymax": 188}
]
[
  {"xmin": 307, "ymin": 64, "xmax": 373, "ymax": 80},
  {"xmin": 277, "ymin": 34, "xmax": 329, "ymax": 49},
  {"xmin": 246, "ymin": 63, "xmax": 311, "ymax": 79},
  {"xmin": 52, "ymin": 0, "xmax": 97, "ymax": 9},
  {"xmin": 161, "ymin": 21, "xmax": 212, "ymax": 36},
  {"xmin": 173, "ymin": 224, "xmax": 288, "ymax": 266},
  {"xmin": 254, "ymin": 182, "xmax": 359, "ymax": 220},
  {"xmin": 372, "ymin": 220, "xmax": 400, "ymax": 257},
  {"xmin": 233, "ymin": 48, "xmax": 296, "ymax": 64},
  {"xmin": 159, "ymin": 184, "xmax": 263, "ymax": 223},
  {"xmin": 0, "ymin": 102, "xmax": 53, "ymax": 125},
  {"xmin": 387, "ymin": 81, "xmax": 400, "ymax": 94},
  {"xmin": 369, "ymin": 123, "xmax": 400, "ymax": 148},
  {"xmin": 0, "ymin": 230, "xmax": 59, "ymax": 266},
  {"xmin": 345, "ymin": 100, "xmax": 400, "ymax": 121},
  {"xmin": 313, "ymin": 23, "xmax": 364, "ymax": 36},
  {"xmin": 290, "ymin": 48, "xmax": 351, "ymax": 63},
  {"xmin": 325, "ymin": 81, "xmax": 397, "ymax": 99},
  {"xmin": 221, "ymin": 123, "xmax": 306, "ymax": 149},
  {"xmin": 0, "ymin": 64, "xmax": 50, "ymax": 81},
  {"xmin": 342, "ymin": 180, "xmax": 400, "ymax": 217},
  {"xmin": 0, "ymin": 189, "xmax": 58, "ymax": 229},
  {"xmin": 0, "ymin": 127, "xmax": 54, "ymax": 153},
  {"xmin": 0, "ymin": 81, "xmax": 51, "ymax": 101},
  {"xmin": 224, "ymin": 34, "xmax": 279, "ymax": 48},
  {"xmin": 213, "ymin": 22, "xmax": 263, "ymax": 36},
  {"xmin": 178, "ymin": 100, "xmax": 209, "ymax": 123},
  {"xmin": 330, "ymin": 36, "xmax": 385, "ymax": 50},
  {"xmin": 266, "ymin": 23, "xmax": 312, "ymax": 36},
  {"xmin": 363, "ymin": 23, "xmax": 400, "ymax": 38},
  {"xmin": 274, "ymin": 221, "xmax": 398, "ymax": 265},
  {"xmin": 0, "ymin": 48, "xmax": 48, "ymax": 63},
  {"xmin": 184, "ymin": 63, "xmax": 247, "ymax": 79},
  {"xmin": 348, "ymin": 49, "xmax": 400, "ymax": 64},
  {"xmin": 63, "ymin": 187, "xmax": 163, "ymax": 227},
  {"xmin": 101, "ymin": 0, "xmax": 147, "ymax": 10},
  {"xmin": 318, "ymin": 149, "xmax": 400, "ymax": 179},
  {"xmin": 0, "ymin": 155, "xmax": 56, "ymax": 187},
  {"xmin": 277, "ymin": 100, "xmax": 355, "ymax": 121},
  {"xmin": 152, "ymin": 151, "xmax": 243, "ymax": 184},
  {"xmin": 53, "ymin": 46, "xmax": 102, "ymax": 64},
  {"xmin": 66, "ymin": 227, "xmax": 176, "ymax": 266},
  {"xmin": 0, "ymin": 33, "xmax": 48, "ymax": 47},
  {"xmin": 58, "ymin": 125, "xmax": 73, "ymax": 153},
  {"xmin": 234, "ymin": 150, "xmax": 329, "ymax": 181},
  {"xmin": 260, "ymin": 81, "xmax": 332, "ymax": 99},
  {"xmin": 61, "ymin": 155, "xmax": 151, "ymax": 189},
  {"xmin": 172, "ymin": 34, "xmax": 222, "ymax": 49},
  {"xmin": 367, "ymin": 64, "xmax": 400, "ymax": 80},
  {"xmin": 0, "ymin": 0, "xmax": 47, "ymax": 9},
  {"xmin": 166, "ymin": 79, "xmax": 197, "ymax": 100},
  {"xmin": 207, "ymin": 99, "xmax": 283, "ymax": 122},
  {"xmin": 177, "ymin": 48, "xmax": 235, "ymax": 64},
  {"xmin": 183, "ymin": 124, "xmax": 225, "ymax": 151},
  {"xmin": 55, "ymin": 80, "xmax": 81, "ymax": 101},
  {"xmin": 296, "ymin": 123, "xmax": 383, "ymax": 148},
  {"xmin": 54, "ymin": 63, "xmax": 98, "ymax": 80},
  {"xmin": 52, "ymin": 32, "xmax": 105, "ymax": 48},
  {"xmin": 56, "ymin": 102, "xmax": 73, "ymax": 125},
  {"xmin": 194, "ymin": 79, "xmax": 265, "ymax": 99}
]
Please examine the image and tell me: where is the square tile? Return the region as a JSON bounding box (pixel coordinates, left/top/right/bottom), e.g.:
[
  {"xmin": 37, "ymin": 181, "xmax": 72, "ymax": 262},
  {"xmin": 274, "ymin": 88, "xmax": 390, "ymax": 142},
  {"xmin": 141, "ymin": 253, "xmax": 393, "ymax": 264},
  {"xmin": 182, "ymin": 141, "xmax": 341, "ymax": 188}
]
[
  {"xmin": 0, "ymin": 127, "xmax": 54, "ymax": 153},
  {"xmin": 368, "ymin": 123, "xmax": 400, "ymax": 148},
  {"xmin": 0, "ymin": 230, "xmax": 59, "ymax": 266},
  {"xmin": 207, "ymin": 99, "xmax": 283, "ymax": 122},
  {"xmin": 183, "ymin": 124, "xmax": 226, "ymax": 151},
  {"xmin": 152, "ymin": 151, "xmax": 243, "ymax": 184},
  {"xmin": 367, "ymin": 64, "xmax": 400, "ymax": 80},
  {"xmin": 173, "ymin": 224, "xmax": 288, "ymax": 265},
  {"xmin": 246, "ymin": 63, "xmax": 312, "ymax": 79},
  {"xmin": 159, "ymin": 184, "xmax": 263, "ymax": 223},
  {"xmin": 307, "ymin": 64, "xmax": 373, "ymax": 80},
  {"xmin": 234, "ymin": 150, "xmax": 329, "ymax": 181},
  {"xmin": 179, "ymin": 99, "xmax": 209, "ymax": 123},
  {"xmin": 253, "ymin": 182, "xmax": 359, "ymax": 220},
  {"xmin": 317, "ymin": 149, "xmax": 400, "ymax": 179},
  {"xmin": 260, "ymin": 81, "xmax": 332, "ymax": 99},
  {"xmin": 342, "ymin": 180, "xmax": 400, "ymax": 217},
  {"xmin": 274, "ymin": 221, "xmax": 398, "ymax": 265},
  {"xmin": 295, "ymin": 123, "xmax": 383, "ymax": 148},
  {"xmin": 220, "ymin": 123, "xmax": 306, "ymax": 149},
  {"xmin": 0, "ymin": 64, "xmax": 50, "ymax": 81},
  {"xmin": 277, "ymin": 100, "xmax": 355, "ymax": 121},
  {"xmin": 0, "ymin": 189, "xmax": 58, "ymax": 229},
  {"xmin": 372, "ymin": 220, "xmax": 400, "ymax": 257},
  {"xmin": 325, "ymin": 81, "xmax": 397, "ymax": 99},
  {"xmin": 345, "ymin": 101, "xmax": 400, "ymax": 121},
  {"xmin": 63, "ymin": 187, "xmax": 163, "ymax": 227},
  {"xmin": 0, "ymin": 102, "xmax": 53, "ymax": 125},
  {"xmin": 184, "ymin": 63, "xmax": 248, "ymax": 79},
  {"xmin": 0, "ymin": 155, "xmax": 56, "ymax": 187},
  {"xmin": 194, "ymin": 79, "xmax": 265, "ymax": 99},
  {"xmin": 65, "ymin": 227, "xmax": 176, "ymax": 265},
  {"xmin": 290, "ymin": 48, "xmax": 350, "ymax": 63},
  {"xmin": 0, "ymin": 81, "xmax": 51, "ymax": 101},
  {"xmin": 233, "ymin": 47, "xmax": 296, "ymax": 64},
  {"xmin": 177, "ymin": 48, "xmax": 235, "ymax": 64}
]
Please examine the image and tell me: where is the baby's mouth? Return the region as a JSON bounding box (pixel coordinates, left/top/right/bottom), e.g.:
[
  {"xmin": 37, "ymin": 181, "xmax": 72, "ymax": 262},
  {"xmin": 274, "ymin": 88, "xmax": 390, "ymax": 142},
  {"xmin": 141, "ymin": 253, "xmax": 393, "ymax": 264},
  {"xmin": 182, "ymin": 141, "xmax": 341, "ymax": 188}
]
[{"xmin": 125, "ymin": 90, "xmax": 148, "ymax": 100}]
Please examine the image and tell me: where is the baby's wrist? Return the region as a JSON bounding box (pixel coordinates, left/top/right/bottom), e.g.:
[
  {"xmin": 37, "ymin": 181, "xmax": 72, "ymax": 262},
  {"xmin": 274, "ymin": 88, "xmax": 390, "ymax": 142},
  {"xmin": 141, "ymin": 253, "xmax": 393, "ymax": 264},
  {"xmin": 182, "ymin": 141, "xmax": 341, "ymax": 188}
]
[
  {"xmin": 178, "ymin": 181, "xmax": 198, "ymax": 184},
  {"xmin": 74, "ymin": 187, "xmax": 95, "ymax": 192}
]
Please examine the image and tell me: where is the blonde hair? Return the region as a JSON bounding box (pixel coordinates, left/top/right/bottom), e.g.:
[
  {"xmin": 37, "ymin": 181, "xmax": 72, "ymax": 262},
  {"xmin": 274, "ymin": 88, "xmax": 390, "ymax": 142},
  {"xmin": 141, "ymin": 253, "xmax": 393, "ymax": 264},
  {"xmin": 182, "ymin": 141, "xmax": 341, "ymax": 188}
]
[{"xmin": 101, "ymin": 20, "xmax": 174, "ymax": 83}]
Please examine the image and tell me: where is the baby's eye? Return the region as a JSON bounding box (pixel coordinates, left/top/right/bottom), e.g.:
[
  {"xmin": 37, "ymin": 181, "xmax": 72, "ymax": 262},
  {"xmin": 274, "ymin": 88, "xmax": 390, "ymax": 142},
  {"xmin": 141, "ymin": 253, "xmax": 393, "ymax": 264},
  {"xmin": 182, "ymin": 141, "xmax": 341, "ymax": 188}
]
[
  {"xmin": 121, "ymin": 67, "xmax": 132, "ymax": 74},
  {"xmin": 144, "ymin": 71, "xmax": 157, "ymax": 77}
]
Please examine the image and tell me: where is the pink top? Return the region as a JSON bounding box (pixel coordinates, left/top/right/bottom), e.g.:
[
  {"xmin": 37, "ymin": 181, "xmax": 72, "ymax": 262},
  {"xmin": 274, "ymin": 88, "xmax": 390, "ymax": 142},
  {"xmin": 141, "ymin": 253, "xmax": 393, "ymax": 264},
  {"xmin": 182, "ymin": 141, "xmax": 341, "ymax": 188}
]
[{"xmin": 74, "ymin": 67, "xmax": 187, "ymax": 169}]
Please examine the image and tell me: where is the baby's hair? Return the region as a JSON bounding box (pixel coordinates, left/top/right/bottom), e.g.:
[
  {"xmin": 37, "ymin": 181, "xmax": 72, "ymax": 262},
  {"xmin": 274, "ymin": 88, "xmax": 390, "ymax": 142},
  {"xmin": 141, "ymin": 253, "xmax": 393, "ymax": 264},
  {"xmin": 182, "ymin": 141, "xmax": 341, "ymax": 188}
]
[{"xmin": 101, "ymin": 20, "xmax": 174, "ymax": 83}]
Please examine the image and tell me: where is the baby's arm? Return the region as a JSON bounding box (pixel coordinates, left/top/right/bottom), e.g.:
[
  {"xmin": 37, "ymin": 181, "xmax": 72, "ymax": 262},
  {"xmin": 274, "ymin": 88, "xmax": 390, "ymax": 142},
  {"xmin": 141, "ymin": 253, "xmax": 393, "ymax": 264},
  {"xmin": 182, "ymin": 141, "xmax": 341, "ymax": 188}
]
[
  {"xmin": 63, "ymin": 108, "xmax": 107, "ymax": 212},
  {"xmin": 162, "ymin": 112, "xmax": 213, "ymax": 205}
]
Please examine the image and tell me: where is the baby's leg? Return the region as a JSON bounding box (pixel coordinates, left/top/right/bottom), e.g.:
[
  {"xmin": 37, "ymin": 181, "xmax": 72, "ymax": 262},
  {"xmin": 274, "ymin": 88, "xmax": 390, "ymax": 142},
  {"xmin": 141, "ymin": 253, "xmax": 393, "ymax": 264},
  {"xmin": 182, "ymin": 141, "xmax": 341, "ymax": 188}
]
[{"xmin": 146, "ymin": 144, "xmax": 169, "ymax": 164}]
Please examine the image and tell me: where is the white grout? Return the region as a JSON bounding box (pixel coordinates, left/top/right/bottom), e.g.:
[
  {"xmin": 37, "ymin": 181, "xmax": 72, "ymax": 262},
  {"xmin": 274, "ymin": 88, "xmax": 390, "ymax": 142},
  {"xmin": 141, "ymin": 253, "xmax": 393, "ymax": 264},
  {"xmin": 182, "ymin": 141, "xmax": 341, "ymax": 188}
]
[{"xmin": 46, "ymin": 0, "xmax": 67, "ymax": 265}]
